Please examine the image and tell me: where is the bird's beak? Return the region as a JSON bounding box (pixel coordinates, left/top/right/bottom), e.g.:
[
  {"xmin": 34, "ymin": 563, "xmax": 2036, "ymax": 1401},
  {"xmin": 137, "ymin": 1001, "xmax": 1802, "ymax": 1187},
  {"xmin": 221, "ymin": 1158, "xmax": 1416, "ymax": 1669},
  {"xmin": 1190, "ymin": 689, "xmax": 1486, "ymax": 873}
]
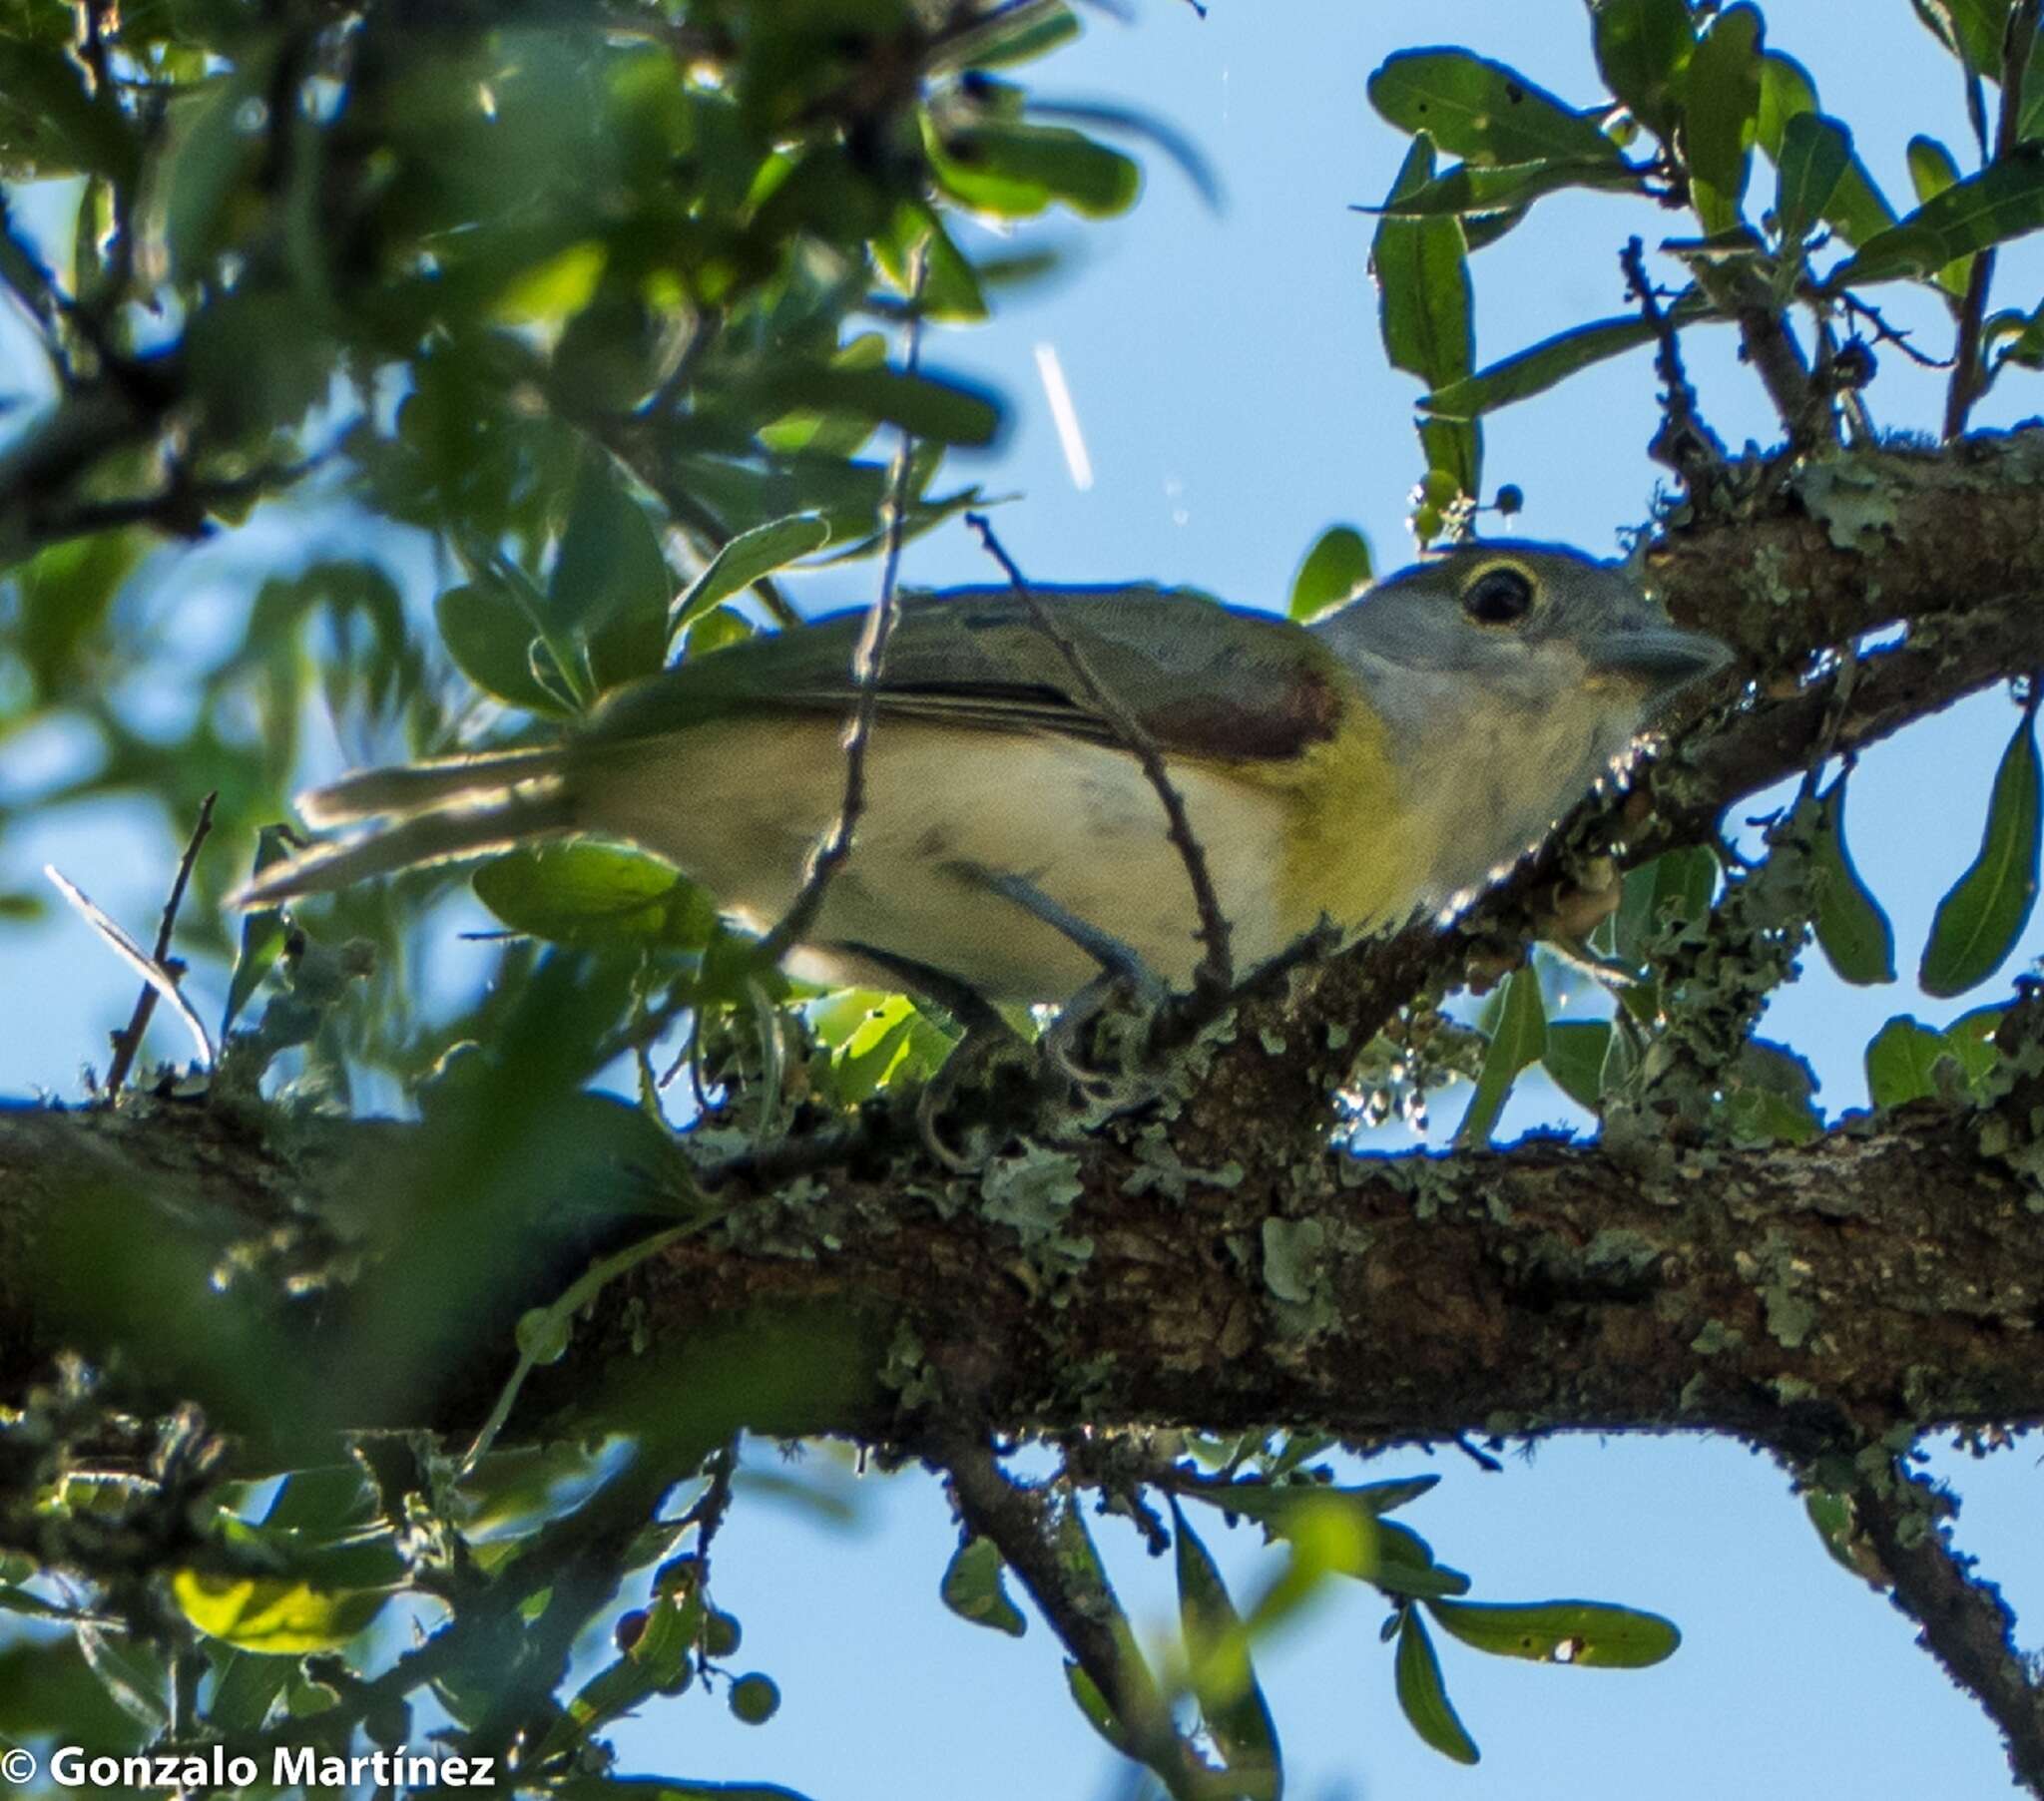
[{"xmin": 1588, "ymin": 624, "xmax": 1734, "ymax": 695}]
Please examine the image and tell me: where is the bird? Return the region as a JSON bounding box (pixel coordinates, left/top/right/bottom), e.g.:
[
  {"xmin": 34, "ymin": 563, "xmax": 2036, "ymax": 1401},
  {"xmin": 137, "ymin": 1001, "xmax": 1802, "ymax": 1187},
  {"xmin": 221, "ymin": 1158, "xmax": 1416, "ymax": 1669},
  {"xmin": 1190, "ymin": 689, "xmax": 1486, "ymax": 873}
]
[{"xmin": 233, "ymin": 542, "xmax": 1731, "ymax": 1006}]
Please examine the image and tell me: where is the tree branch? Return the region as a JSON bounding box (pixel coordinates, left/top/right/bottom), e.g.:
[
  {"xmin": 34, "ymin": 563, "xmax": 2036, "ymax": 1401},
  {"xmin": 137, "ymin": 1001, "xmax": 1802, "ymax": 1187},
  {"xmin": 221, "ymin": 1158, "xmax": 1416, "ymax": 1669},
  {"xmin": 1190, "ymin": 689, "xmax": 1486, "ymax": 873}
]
[{"xmin": 1845, "ymin": 1456, "xmax": 2044, "ymax": 1790}]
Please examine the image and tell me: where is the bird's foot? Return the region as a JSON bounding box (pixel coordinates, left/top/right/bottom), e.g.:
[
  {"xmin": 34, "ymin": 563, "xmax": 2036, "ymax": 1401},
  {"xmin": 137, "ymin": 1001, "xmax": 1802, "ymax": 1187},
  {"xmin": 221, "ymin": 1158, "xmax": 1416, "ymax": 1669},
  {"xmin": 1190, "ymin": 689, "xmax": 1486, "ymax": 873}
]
[{"xmin": 914, "ymin": 1019, "xmax": 1040, "ymax": 1171}]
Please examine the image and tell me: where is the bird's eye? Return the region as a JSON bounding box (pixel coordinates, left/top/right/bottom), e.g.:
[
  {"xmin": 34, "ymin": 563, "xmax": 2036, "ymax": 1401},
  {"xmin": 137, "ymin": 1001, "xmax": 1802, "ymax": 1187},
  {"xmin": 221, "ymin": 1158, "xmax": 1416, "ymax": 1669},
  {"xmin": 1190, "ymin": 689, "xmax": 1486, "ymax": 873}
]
[{"xmin": 1462, "ymin": 565, "xmax": 1536, "ymax": 626}]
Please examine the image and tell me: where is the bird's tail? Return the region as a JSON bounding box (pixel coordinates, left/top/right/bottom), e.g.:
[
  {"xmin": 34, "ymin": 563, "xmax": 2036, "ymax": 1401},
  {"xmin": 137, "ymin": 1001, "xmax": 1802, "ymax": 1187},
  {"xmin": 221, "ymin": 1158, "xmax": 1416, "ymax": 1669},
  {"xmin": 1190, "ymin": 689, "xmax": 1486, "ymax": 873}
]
[{"xmin": 230, "ymin": 745, "xmax": 577, "ymax": 909}]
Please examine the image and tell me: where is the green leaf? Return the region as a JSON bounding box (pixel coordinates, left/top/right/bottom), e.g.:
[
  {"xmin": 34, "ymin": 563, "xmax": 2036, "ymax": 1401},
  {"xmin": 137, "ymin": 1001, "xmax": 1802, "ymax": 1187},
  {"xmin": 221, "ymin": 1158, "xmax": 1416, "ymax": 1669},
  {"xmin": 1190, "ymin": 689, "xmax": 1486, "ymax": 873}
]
[
  {"xmin": 1907, "ymin": 135, "xmax": 1975, "ymax": 296},
  {"xmin": 1719, "ymin": 1040, "xmax": 1822, "ymax": 1146},
  {"xmin": 1811, "ymin": 780, "xmax": 1896, "ymax": 985},
  {"xmin": 1171, "ymin": 1503, "xmax": 1281, "ymax": 1800},
  {"xmin": 1912, "ymin": 0, "xmax": 2029, "ymax": 76},
  {"xmin": 1754, "ymin": 53, "xmax": 1895, "ymax": 246},
  {"xmin": 1063, "ymin": 1661, "xmax": 1135, "ymax": 1756},
  {"xmin": 1592, "ymin": 0, "xmax": 1697, "ymax": 139},
  {"xmin": 77, "ymin": 1627, "xmax": 171, "ymax": 1733},
  {"xmin": 763, "ymin": 365, "xmax": 1002, "ymax": 447},
  {"xmin": 1865, "ymin": 1010, "xmax": 2006, "ymax": 1108},
  {"xmin": 1289, "ymin": 526, "xmax": 1372, "ymax": 620},
  {"xmin": 670, "ymin": 514, "xmax": 832, "ymax": 642},
  {"xmin": 1421, "ymin": 293, "xmax": 1717, "ymax": 419},
  {"xmin": 224, "ymin": 826, "xmax": 296, "ymax": 1034},
  {"xmin": 1682, "ymin": 3, "xmax": 1763, "ymax": 231},
  {"xmin": 1864, "ymin": 1017, "xmax": 1953, "ymax": 1109},
  {"xmin": 1394, "ymin": 1609, "xmax": 1479, "ymax": 1765},
  {"xmin": 1367, "ymin": 51, "xmax": 1621, "ymax": 167},
  {"xmin": 171, "ymin": 1571, "xmax": 390, "ymax": 1655},
  {"xmin": 939, "ymin": 1538, "xmax": 1027, "ymax": 1637},
  {"xmin": 1775, "ymin": 111, "xmax": 1851, "ymax": 249},
  {"xmin": 929, "ymin": 120, "xmax": 1141, "ymax": 218},
  {"xmin": 552, "ymin": 453, "xmax": 672, "ymax": 641},
  {"xmin": 473, "ymin": 844, "xmax": 718, "ymax": 950},
  {"xmin": 436, "ymin": 582, "xmax": 574, "ymax": 717},
  {"xmin": 1360, "ymin": 156, "xmax": 1645, "ymax": 224},
  {"xmin": 1920, "ymin": 707, "xmax": 2043, "ymax": 997},
  {"xmin": 1835, "ymin": 151, "xmax": 2044, "ymax": 288},
  {"xmin": 946, "ymin": 0, "xmax": 1082, "ymax": 72},
  {"xmin": 1456, "ymin": 965, "xmax": 1547, "ymax": 1145},
  {"xmin": 1542, "ymin": 1020, "xmax": 1614, "ymax": 1111},
  {"xmin": 161, "ymin": 63, "xmax": 269, "ymax": 283},
  {"xmin": 1371, "ymin": 136, "xmax": 1480, "ymax": 511},
  {"xmin": 1425, "ymin": 1598, "xmax": 1681, "ymax": 1668},
  {"xmin": 1614, "ymin": 845, "xmax": 1718, "ymax": 962}
]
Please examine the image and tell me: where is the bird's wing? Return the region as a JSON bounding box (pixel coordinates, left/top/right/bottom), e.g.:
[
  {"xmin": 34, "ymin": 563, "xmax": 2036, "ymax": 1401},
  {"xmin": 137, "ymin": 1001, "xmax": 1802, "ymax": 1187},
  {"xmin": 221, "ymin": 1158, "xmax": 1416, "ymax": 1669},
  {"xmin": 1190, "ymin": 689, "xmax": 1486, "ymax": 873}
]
[{"xmin": 588, "ymin": 585, "xmax": 1349, "ymax": 766}]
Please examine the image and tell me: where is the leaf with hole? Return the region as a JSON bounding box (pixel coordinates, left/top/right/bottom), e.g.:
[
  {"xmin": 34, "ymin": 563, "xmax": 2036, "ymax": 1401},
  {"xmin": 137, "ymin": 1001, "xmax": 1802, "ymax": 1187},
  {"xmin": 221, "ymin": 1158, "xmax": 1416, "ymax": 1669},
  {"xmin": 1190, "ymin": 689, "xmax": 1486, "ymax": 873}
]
[{"xmin": 1425, "ymin": 1597, "xmax": 1681, "ymax": 1667}]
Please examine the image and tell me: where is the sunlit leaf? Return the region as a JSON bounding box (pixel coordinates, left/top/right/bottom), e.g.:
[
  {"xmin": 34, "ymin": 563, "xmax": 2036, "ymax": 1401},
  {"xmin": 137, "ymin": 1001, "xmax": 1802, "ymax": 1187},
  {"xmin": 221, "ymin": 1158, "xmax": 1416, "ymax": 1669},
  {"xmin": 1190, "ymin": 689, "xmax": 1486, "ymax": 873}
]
[
  {"xmin": 1367, "ymin": 50, "xmax": 1620, "ymax": 166},
  {"xmin": 1906, "ymin": 134, "xmax": 1974, "ymax": 295},
  {"xmin": 1755, "ymin": 52, "xmax": 1895, "ymax": 245},
  {"xmin": 171, "ymin": 1572, "xmax": 390, "ymax": 1655},
  {"xmin": 670, "ymin": 514, "xmax": 832, "ymax": 642},
  {"xmin": 474, "ymin": 844, "xmax": 717, "ymax": 951},
  {"xmin": 1592, "ymin": 0, "xmax": 1697, "ymax": 140},
  {"xmin": 1682, "ymin": 3, "xmax": 1763, "ymax": 231},
  {"xmin": 1288, "ymin": 526, "xmax": 1372, "ymax": 621}
]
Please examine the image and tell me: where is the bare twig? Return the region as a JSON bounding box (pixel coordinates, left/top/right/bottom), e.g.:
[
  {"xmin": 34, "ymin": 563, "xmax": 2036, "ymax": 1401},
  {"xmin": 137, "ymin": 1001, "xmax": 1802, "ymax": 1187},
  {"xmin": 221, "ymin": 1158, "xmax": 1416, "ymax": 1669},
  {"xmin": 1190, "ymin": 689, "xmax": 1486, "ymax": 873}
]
[
  {"xmin": 963, "ymin": 512, "xmax": 1236, "ymax": 999},
  {"xmin": 48, "ymin": 791, "xmax": 218, "ymax": 1099},
  {"xmin": 1843, "ymin": 1456, "xmax": 2044, "ymax": 1793},
  {"xmin": 1621, "ymin": 237, "xmax": 1729, "ymax": 501},
  {"xmin": 1945, "ymin": 0, "xmax": 2041, "ymax": 440},
  {"xmin": 754, "ymin": 248, "xmax": 927, "ymax": 969}
]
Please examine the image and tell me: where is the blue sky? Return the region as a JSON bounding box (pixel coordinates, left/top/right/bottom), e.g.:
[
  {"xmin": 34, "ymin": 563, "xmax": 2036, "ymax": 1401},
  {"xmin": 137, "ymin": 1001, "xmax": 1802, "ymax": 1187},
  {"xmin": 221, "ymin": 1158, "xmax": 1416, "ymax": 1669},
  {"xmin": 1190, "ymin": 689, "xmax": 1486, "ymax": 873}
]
[{"xmin": 6, "ymin": 0, "xmax": 2044, "ymax": 1794}]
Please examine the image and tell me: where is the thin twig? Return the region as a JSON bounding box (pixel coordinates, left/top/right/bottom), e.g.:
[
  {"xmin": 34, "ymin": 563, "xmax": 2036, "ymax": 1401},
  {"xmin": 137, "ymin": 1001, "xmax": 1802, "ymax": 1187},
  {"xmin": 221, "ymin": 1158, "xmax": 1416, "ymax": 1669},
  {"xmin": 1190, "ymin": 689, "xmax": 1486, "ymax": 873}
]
[
  {"xmin": 963, "ymin": 512, "xmax": 1236, "ymax": 999},
  {"xmin": 58, "ymin": 791, "xmax": 218, "ymax": 1100},
  {"xmin": 1621, "ymin": 237, "xmax": 1728, "ymax": 502},
  {"xmin": 1839, "ymin": 291, "xmax": 1954, "ymax": 370},
  {"xmin": 753, "ymin": 247, "xmax": 927, "ymax": 970},
  {"xmin": 1945, "ymin": 0, "xmax": 2040, "ymax": 440},
  {"xmin": 1842, "ymin": 1456, "xmax": 2044, "ymax": 1792}
]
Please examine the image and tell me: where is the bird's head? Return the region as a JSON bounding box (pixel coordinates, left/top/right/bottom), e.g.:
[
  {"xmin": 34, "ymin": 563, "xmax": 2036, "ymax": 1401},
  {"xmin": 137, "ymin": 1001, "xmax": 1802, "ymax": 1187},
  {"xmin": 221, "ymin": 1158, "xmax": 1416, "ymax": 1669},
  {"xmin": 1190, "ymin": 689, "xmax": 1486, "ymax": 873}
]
[{"xmin": 1309, "ymin": 540, "xmax": 1733, "ymax": 720}]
